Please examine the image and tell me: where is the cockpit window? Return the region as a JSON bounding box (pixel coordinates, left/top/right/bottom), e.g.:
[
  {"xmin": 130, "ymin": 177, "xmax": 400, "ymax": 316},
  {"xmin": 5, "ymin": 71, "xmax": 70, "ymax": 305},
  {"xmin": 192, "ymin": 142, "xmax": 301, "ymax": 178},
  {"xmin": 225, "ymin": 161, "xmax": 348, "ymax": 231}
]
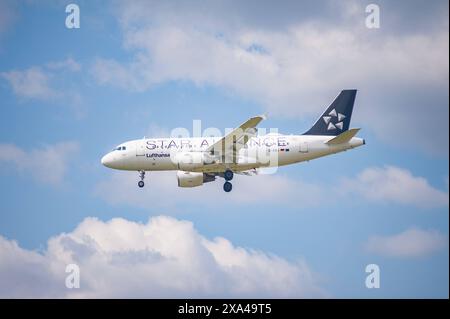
[
  {"xmin": 114, "ymin": 146, "xmax": 127, "ymax": 151},
  {"xmin": 122, "ymin": 146, "xmax": 126, "ymax": 150}
]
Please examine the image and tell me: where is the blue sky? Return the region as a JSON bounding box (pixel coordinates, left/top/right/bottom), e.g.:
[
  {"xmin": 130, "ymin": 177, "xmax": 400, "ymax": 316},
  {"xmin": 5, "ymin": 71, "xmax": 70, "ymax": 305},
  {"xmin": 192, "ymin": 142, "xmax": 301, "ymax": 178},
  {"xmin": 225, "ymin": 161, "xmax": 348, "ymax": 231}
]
[{"xmin": 0, "ymin": 0, "xmax": 448, "ymax": 298}]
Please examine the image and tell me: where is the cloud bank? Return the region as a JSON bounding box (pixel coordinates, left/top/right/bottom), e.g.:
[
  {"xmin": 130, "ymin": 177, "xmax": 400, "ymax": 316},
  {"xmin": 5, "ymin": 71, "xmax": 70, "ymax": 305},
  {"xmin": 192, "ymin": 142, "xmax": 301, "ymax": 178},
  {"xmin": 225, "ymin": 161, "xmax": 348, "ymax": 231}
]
[
  {"xmin": 1, "ymin": 58, "xmax": 81, "ymax": 102},
  {"xmin": 91, "ymin": 0, "xmax": 449, "ymax": 154},
  {"xmin": 366, "ymin": 228, "xmax": 448, "ymax": 258},
  {"xmin": 0, "ymin": 215, "xmax": 323, "ymax": 298},
  {"xmin": 340, "ymin": 166, "xmax": 449, "ymax": 208}
]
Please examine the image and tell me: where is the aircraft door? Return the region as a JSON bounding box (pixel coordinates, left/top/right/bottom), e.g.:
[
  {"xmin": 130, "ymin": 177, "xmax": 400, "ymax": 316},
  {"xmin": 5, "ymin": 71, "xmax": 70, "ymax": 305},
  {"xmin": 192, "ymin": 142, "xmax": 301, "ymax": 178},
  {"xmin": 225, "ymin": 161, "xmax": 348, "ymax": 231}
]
[
  {"xmin": 136, "ymin": 140, "xmax": 146, "ymax": 156},
  {"xmin": 299, "ymin": 142, "xmax": 308, "ymax": 153}
]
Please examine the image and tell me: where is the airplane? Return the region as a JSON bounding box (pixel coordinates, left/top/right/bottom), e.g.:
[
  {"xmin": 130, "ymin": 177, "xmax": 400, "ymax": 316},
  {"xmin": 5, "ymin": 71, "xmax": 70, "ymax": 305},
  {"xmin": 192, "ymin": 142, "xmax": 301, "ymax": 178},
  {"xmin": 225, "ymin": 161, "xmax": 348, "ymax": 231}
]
[{"xmin": 101, "ymin": 89, "xmax": 365, "ymax": 192}]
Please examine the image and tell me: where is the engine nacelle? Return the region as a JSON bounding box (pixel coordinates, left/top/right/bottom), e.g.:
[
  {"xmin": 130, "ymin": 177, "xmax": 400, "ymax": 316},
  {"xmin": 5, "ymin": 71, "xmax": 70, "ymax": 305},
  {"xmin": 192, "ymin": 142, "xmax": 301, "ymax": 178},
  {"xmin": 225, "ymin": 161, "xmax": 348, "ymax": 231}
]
[
  {"xmin": 177, "ymin": 171, "xmax": 204, "ymax": 187},
  {"xmin": 176, "ymin": 171, "xmax": 216, "ymax": 188}
]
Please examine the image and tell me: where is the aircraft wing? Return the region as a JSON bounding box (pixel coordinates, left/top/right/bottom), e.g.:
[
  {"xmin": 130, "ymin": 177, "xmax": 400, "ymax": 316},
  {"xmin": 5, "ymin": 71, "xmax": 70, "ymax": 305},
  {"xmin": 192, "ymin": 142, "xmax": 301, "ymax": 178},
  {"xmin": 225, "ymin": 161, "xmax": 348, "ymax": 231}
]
[
  {"xmin": 206, "ymin": 115, "xmax": 265, "ymax": 162},
  {"xmin": 235, "ymin": 168, "xmax": 259, "ymax": 176}
]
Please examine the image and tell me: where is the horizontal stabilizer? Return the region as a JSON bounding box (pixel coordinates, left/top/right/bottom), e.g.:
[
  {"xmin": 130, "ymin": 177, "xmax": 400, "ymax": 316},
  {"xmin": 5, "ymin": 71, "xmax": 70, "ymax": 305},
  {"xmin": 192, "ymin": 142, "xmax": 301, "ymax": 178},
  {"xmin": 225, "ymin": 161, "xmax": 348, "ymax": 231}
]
[{"xmin": 325, "ymin": 128, "xmax": 360, "ymax": 145}]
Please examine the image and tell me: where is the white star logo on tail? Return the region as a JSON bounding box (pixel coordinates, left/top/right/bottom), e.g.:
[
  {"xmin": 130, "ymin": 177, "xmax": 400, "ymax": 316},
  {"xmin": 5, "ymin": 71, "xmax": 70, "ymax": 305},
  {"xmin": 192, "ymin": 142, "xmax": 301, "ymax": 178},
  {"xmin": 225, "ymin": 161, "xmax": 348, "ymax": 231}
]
[
  {"xmin": 323, "ymin": 116, "xmax": 332, "ymax": 124},
  {"xmin": 323, "ymin": 108, "xmax": 345, "ymax": 131}
]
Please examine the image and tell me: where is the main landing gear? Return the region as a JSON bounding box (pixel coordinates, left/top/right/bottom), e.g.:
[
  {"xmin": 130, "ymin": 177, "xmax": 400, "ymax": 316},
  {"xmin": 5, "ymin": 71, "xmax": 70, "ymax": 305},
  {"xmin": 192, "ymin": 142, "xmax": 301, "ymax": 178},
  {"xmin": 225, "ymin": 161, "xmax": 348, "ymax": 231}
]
[
  {"xmin": 223, "ymin": 169, "xmax": 234, "ymax": 192},
  {"xmin": 138, "ymin": 170, "xmax": 145, "ymax": 188},
  {"xmin": 223, "ymin": 181, "xmax": 232, "ymax": 192}
]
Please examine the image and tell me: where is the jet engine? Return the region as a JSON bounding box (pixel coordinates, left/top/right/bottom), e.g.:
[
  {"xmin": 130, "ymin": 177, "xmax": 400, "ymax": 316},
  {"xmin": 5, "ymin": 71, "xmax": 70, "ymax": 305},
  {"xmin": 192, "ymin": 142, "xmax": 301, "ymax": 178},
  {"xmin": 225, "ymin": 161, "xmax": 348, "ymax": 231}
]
[{"xmin": 176, "ymin": 171, "xmax": 215, "ymax": 188}]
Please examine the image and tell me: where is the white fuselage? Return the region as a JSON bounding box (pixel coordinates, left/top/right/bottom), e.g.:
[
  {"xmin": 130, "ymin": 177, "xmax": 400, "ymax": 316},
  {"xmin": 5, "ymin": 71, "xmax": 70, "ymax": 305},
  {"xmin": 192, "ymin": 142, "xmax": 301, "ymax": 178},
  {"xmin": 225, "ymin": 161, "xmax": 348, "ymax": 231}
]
[{"xmin": 101, "ymin": 134, "xmax": 365, "ymax": 172}]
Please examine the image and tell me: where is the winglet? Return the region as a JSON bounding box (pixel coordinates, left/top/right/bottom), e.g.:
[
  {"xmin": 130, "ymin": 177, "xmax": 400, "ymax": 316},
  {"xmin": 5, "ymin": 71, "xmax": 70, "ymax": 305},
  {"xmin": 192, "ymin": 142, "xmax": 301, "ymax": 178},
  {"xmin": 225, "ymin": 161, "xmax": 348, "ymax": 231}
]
[{"xmin": 325, "ymin": 128, "xmax": 360, "ymax": 145}]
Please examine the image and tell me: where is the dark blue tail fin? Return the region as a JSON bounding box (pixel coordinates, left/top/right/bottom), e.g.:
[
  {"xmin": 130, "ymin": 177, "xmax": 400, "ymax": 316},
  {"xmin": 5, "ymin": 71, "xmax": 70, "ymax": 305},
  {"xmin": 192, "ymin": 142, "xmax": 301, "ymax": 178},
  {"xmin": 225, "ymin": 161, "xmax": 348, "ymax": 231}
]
[{"xmin": 303, "ymin": 89, "xmax": 357, "ymax": 136}]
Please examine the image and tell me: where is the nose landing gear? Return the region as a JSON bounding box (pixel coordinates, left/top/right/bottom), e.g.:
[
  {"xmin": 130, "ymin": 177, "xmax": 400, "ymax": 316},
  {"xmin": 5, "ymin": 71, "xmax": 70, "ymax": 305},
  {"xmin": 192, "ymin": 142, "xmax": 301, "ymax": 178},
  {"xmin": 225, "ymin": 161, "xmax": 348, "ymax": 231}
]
[
  {"xmin": 138, "ymin": 170, "xmax": 145, "ymax": 188},
  {"xmin": 223, "ymin": 169, "xmax": 233, "ymax": 192}
]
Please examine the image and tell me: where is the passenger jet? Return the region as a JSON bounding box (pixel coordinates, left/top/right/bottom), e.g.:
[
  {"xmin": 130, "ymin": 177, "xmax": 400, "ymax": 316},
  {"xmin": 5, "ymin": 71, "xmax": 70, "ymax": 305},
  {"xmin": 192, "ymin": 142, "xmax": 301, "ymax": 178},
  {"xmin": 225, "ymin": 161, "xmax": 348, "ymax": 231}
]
[{"xmin": 101, "ymin": 90, "xmax": 365, "ymax": 192}]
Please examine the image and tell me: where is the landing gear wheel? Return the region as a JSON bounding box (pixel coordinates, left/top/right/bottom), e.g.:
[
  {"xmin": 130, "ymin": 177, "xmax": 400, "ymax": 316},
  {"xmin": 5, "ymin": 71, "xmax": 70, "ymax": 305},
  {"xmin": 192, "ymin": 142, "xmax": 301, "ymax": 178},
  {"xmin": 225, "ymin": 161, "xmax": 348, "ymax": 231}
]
[
  {"xmin": 224, "ymin": 170, "xmax": 234, "ymax": 181},
  {"xmin": 223, "ymin": 181, "xmax": 232, "ymax": 192},
  {"xmin": 138, "ymin": 180, "xmax": 145, "ymax": 188}
]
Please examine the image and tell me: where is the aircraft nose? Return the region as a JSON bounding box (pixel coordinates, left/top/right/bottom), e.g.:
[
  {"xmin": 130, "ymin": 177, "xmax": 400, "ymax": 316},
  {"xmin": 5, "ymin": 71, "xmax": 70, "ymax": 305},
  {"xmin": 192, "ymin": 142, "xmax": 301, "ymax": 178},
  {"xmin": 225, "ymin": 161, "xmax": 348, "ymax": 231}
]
[{"xmin": 101, "ymin": 153, "xmax": 114, "ymax": 168}]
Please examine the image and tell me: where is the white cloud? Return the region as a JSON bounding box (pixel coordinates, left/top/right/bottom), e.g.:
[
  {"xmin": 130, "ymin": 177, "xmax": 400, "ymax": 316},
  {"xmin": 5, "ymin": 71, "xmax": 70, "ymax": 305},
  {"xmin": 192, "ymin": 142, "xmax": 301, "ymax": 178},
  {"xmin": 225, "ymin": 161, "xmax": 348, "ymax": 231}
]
[
  {"xmin": 94, "ymin": 170, "xmax": 323, "ymax": 209},
  {"xmin": 46, "ymin": 58, "xmax": 81, "ymax": 72},
  {"xmin": 0, "ymin": 235, "xmax": 61, "ymax": 298},
  {"xmin": 103, "ymin": 25, "xmax": 447, "ymax": 113},
  {"xmin": 1, "ymin": 67, "xmax": 57, "ymax": 100},
  {"xmin": 0, "ymin": 142, "xmax": 79, "ymax": 185},
  {"xmin": 0, "ymin": 215, "xmax": 324, "ymax": 298},
  {"xmin": 92, "ymin": 58, "xmax": 143, "ymax": 91},
  {"xmin": 91, "ymin": 0, "xmax": 449, "ymax": 154},
  {"xmin": 365, "ymin": 228, "xmax": 448, "ymax": 258},
  {"xmin": 1, "ymin": 58, "xmax": 82, "ymax": 101},
  {"xmin": 339, "ymin": 166, "xmax": 449, "ymax": 208}
]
